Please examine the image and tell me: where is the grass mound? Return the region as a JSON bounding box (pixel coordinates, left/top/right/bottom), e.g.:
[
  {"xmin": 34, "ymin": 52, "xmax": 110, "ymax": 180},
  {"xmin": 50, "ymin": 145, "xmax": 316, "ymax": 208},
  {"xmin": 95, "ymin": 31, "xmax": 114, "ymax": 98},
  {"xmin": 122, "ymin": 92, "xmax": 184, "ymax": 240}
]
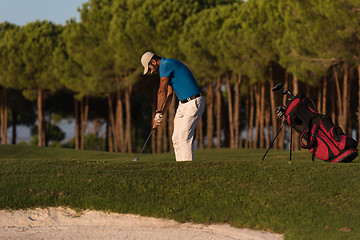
[{"xmin": 0, "ymin": 144, "xmax": 359, "ymax": 239}]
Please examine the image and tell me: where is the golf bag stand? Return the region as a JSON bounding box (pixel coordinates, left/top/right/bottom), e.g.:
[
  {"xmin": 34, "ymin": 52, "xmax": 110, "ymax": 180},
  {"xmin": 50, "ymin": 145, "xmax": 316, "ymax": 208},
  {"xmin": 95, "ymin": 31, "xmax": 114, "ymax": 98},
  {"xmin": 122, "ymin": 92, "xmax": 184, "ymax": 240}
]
[{"xmin": 262, "ymin": 120, "xmax": 293, "ymax": 161}]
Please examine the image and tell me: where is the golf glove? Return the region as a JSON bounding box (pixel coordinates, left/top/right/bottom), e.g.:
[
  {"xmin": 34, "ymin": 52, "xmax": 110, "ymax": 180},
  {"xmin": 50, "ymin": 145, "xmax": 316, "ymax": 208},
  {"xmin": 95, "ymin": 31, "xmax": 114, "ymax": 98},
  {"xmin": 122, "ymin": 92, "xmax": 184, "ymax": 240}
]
[{"xmin": 154, "ymin": 112, "xmax": 163, "ymax": 125}]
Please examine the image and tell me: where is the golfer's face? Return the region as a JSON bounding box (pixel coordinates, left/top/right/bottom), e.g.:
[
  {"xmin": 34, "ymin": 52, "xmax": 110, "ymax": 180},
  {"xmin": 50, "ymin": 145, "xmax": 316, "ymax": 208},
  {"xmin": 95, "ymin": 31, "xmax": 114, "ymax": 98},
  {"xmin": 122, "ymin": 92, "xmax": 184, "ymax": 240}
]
[{"xmin": 148, "ymin": 61, "xmax": 159, "ymax": 75}]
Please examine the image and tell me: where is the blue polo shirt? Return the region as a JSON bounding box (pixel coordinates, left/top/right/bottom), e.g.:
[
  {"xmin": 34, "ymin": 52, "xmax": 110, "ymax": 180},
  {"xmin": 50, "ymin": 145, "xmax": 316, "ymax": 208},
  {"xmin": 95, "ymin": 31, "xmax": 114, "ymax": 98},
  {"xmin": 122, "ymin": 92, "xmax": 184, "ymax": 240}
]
[{"xmin": 159, "ymin": 57, "xmax": 201, "ymax": 101}]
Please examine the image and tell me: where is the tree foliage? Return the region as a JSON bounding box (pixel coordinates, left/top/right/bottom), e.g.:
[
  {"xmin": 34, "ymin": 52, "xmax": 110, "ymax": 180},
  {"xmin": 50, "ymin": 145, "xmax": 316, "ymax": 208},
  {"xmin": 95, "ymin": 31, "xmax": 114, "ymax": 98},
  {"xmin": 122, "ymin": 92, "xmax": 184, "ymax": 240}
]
[
  {"xmin": 180, "ymin": 4, "xmax": 234, "ymax": 82},
  {"xmin": 277, "ymin": 0, "xmax": 360, "ymax": 83}
]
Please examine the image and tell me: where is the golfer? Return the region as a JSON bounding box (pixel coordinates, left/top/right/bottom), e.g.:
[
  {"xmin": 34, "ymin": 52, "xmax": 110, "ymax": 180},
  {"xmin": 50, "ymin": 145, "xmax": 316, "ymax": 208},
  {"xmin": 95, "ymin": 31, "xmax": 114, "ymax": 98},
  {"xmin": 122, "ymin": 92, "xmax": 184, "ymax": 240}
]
[{"xmin": 141, "ymin": 52, "xmax": 205, "ymax": 162}]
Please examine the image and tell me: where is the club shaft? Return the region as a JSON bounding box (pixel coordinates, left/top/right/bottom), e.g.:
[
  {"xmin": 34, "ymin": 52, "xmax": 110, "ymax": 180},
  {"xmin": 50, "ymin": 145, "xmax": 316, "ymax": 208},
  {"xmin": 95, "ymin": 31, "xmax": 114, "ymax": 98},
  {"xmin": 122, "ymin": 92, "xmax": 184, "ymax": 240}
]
[{"xmin": 137, "ymin": 128, "xmax": 155, "ymax": 159}]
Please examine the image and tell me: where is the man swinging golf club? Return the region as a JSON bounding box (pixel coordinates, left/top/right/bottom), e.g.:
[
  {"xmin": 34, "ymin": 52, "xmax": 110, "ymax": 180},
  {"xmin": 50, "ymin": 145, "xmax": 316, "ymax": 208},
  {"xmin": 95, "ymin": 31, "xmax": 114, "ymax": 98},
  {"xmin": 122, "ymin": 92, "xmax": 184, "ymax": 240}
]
[{"xmin": 141, "ymin": 52, "xmax": 205, "ymax": 161}]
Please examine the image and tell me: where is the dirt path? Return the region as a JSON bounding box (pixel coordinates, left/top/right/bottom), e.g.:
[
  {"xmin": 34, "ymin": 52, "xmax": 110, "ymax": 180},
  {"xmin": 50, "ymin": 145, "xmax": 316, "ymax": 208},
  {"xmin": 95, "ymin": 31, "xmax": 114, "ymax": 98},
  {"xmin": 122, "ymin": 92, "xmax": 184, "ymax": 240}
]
[{"xmin": 0, "ymin": 207, "xmax": 283, "ymax": 240}]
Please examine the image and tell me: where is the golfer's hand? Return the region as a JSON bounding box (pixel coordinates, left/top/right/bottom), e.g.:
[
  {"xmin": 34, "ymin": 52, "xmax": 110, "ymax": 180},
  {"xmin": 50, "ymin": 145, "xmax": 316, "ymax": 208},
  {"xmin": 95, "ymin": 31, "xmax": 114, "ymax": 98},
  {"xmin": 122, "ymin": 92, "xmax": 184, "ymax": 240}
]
[
  {"xmin": 152, "ymin": 119, "xmax": 159, "ymax": 128},
  {"xmin": 153, "ymin": 112, "xmax": 163, "ymax": 127}
]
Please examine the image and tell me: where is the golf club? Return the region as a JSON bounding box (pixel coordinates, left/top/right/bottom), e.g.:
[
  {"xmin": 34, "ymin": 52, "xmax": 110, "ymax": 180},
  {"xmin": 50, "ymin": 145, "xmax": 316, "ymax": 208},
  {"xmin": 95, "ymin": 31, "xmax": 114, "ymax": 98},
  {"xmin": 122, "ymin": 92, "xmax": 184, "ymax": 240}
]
[
  {"xmin": 132, "ymin": 127, "xmax": 155, "ymax": 162},
  {"xmin": 272, "ymin": 82, "xmax": 295, "ymax": 98},
  {"xmin": 275, "ymin": 106, "xmax": 286, "ymax": 118},
  {"xmin": 272, "ymin": 83, "xmax": 285, "ymax": 92},
  {"xmin": 281, "ymin": 89, "xmax": 295, "ymax": 98}
]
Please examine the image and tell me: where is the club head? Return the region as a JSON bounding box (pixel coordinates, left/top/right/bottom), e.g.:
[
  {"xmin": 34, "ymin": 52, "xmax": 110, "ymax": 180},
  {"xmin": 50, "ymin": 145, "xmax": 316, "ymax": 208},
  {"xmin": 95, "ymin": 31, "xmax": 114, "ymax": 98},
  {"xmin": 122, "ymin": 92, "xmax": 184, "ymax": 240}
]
[
  {"xmin": 132, "ymin": 158, "xmax": 138, "ymax": 162},
  {"xmin": 281, "ymin": 90, "xmax": 288, "ymax": 95},
  {"xmin": 277, "ymin": 112, "xmax": 285, "ymax": 118},
  {"xmin": 272, "ymin": 83, "xmax": 285, "ymax": 92},
  {"xmin": 275, "ymin": 106, "xmax": 286, "ymax": 118}
]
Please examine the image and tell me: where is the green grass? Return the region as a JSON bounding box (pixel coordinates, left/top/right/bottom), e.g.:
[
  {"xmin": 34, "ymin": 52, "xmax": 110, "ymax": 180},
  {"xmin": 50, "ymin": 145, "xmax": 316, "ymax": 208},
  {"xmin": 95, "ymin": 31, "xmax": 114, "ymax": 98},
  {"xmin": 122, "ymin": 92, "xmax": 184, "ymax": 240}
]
[{"xmin": 0, "ymin": 144, "xmax": 360, "ymax": 239}]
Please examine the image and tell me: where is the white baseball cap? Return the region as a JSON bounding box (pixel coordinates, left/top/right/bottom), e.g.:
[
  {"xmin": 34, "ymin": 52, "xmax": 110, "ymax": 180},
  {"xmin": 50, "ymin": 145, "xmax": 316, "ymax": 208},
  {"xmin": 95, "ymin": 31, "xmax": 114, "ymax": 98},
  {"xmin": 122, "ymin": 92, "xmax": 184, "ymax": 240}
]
[{"xmin": 141, "ymin": 52, "xmax": 155, "ymax": 75}]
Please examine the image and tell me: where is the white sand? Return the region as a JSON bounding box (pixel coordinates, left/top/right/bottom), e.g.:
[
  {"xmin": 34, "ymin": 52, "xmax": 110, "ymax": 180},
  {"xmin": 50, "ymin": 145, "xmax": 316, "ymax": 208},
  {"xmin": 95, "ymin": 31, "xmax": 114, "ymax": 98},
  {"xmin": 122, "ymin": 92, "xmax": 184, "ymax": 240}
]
[{"xmin": 0, "ymin": 207, "xmax": 283, "ymax": 240}]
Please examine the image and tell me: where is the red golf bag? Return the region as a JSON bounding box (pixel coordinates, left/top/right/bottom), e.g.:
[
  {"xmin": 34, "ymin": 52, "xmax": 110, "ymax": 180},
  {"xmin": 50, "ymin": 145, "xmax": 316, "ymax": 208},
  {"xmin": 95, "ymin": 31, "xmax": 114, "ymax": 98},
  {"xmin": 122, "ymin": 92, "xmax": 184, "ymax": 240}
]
[{"xmin": 285, "ymin": 94, "xmax": 358, "ymax": 163}]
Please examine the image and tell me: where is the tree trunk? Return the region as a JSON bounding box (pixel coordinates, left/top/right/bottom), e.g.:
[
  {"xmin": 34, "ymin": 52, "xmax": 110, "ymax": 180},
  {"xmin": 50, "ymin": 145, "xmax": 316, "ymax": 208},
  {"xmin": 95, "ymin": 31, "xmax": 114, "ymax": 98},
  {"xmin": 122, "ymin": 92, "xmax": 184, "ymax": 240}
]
[
  {"xmin": 234, "ymin": 74, "xmax": 241, "ymax": 148},
  {"xmin": 292, "ymin": 76, "xmax": 299, "ymax": 150},
  {"xmin": 358, "ymin": 65, "xmax": 360, "ymax": 140},
  {"xmin": 42, "ymin": 99, "xmax": 46, "ymax": 147},
  {"xmin": 259, "ymin": 83, "xmax": 265, "ymax": 149},
  {"xmin": 239, "ymin": 79, "xmax": 243, "ymax": 148},
  {"xmin": 254, "ymin": 85, "xmax": 260, "ymax": 148},
  {"xmin": 216, "ymin": 77, "xmax": 222, "ymax": 148},
  {"xmin": 265, "ymin": 105, "xmax": 270, "ymax": 149},
  {"xmin": 226, "ymin": 74, "xmax": 235, "ymax": 148},
  {"xmin": 1, "ymin": 89, "xmax": 8, "ymax": 144},
  {"xmin": 244, "ymin": 88, "xmax": 249, "ymax": 149},
  {"xmin": 197, "ymin": 117, "xmax": 204, "ymax": 149},
  {"xmin": 80, "ymin": 96, "xmax": 89, "ymax": 150},
  {"xmin": 317, "ymin": 85, "xmax": 322, "ymax": 114},
  {"xmin": 331, "ymin": 84, "xmax": 336, "ymax": 125},
  {"xmin": 0, "ymin": 89, "xmax": 2, "ymax": 144},
  {"xmin": 107, "ymin": 95, "xmax": 117, "ymax": 152},
  {"xmin": 221, "ymin": 95, "xmax": 229, "ymax": 147},
  {"xmin": 333, "ymin": 65, "xmax": 349, "ymax": 132},
  {"xmin": 4, "ymin": 91, "xmax": 7, "ymax": 145},
  {"xmin": 293, "ymin": 75, "xmax": 299, "ymax": 95},
  {"xmin": 108, "ymin": 113, "xmax": 113, "ymax": 152},
  {"xmin": 333, "ymin": 67, "xmax": 343, "ymax": 127},
  {"xmin": 74, "ymin": 99, "xmax": 80, "ymax": 150},
  {"xmin": 249, "ymin": 86, "xmax": 255, "ymax": 148},
  {"xmin": 116, "ymin": 79, "xmax": 125, "ymax": 152},
  {"xmin": 348, "ymin": 68, "xmax": 354, "ymax": 134},
  {"xmin": 80, "ymin": 99, "xmax": 84, "ymax": 150},
  {"xmin": 342, "ymin": 66, "xmax": 349, "ymax": 132},
  {"xmin": 125, "ymin": 86, "xmax": 132, "ymax": 153},
  {"xmin": 37, "ymin": 88, "xmax": 44, "ymax": 147},
  {"xmin": 105, "ymin": 120, "xmax": 110, "ymax": 152},
  {"xmin": 322, "ymin": 77, "xmax": 327, "ymax": 115},
  {"xmin": 206, "ymin": 82, "xmax": 214, "ymax": 149}
]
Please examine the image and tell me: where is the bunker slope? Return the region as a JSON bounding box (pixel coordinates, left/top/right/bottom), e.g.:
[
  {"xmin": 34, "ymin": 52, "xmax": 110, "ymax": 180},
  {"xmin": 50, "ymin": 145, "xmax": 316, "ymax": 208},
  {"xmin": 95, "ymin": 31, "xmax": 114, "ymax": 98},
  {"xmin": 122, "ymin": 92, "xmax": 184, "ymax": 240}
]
[{"xmin": 0, "ymin": 207, "xmax": 283, "ymax": 240}]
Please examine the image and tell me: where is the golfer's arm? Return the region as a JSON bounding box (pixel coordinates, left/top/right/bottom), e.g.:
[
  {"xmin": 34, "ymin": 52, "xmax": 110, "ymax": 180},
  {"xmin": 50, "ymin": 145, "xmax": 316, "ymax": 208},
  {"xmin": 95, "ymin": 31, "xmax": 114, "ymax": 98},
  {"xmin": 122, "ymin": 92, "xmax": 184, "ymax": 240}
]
[
  {"xmin": 162, "ymin": 86, "xmax": 173, "ymax": 113},
  {"xmin": 156, "ymin": 77, "xmax": 173, "ymax": 113}
]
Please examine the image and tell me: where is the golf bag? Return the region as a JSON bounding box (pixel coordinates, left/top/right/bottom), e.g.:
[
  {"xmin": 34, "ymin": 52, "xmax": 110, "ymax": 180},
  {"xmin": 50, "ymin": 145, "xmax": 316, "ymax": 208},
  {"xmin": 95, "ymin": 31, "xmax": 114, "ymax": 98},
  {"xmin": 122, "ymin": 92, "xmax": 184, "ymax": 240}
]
[{"xmin": 285, "ymin": 94, "xmax": 358, "ymax": 163}]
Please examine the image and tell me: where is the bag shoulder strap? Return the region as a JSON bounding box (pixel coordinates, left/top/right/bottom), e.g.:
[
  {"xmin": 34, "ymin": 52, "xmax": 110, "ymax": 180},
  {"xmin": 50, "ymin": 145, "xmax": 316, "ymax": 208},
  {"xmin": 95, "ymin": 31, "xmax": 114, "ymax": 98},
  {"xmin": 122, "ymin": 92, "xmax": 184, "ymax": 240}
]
[{"xmin": 299, "ymin": 123, "xmax": 319, "ymax": 150}]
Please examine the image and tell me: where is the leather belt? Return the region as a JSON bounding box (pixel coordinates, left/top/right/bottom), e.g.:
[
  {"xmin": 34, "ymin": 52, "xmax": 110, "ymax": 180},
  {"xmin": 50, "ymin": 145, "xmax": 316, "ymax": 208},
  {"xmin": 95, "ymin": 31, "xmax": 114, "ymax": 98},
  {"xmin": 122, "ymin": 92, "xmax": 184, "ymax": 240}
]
[{"xmin": 180, "ymin": 93, "xmax": 202, "ymax": 103}]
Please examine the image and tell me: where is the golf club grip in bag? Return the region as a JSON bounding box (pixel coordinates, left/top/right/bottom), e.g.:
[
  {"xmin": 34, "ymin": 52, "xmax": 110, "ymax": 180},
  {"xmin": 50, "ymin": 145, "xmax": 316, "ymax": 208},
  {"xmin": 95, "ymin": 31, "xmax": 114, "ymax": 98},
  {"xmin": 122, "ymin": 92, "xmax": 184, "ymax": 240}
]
[{"xmin": 285, "ymin": 94, "xmax": 358, "ymax": 163}]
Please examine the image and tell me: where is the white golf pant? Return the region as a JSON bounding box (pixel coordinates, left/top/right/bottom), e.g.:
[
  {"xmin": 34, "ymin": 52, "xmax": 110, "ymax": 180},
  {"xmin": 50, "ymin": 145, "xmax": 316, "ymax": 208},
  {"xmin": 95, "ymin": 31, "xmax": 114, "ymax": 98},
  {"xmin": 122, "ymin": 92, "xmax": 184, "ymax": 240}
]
[{"xmin": 172, "ymin": 96, "xmax": 205, "ymax": 161}]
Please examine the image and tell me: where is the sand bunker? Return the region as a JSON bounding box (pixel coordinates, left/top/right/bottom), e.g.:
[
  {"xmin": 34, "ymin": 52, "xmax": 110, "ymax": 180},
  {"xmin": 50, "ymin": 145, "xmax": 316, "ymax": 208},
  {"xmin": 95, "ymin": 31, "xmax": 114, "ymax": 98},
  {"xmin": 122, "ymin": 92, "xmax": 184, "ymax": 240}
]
[{"xmin": 0, "ymin": 207, "xmax": 283, "ymax": 239}]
